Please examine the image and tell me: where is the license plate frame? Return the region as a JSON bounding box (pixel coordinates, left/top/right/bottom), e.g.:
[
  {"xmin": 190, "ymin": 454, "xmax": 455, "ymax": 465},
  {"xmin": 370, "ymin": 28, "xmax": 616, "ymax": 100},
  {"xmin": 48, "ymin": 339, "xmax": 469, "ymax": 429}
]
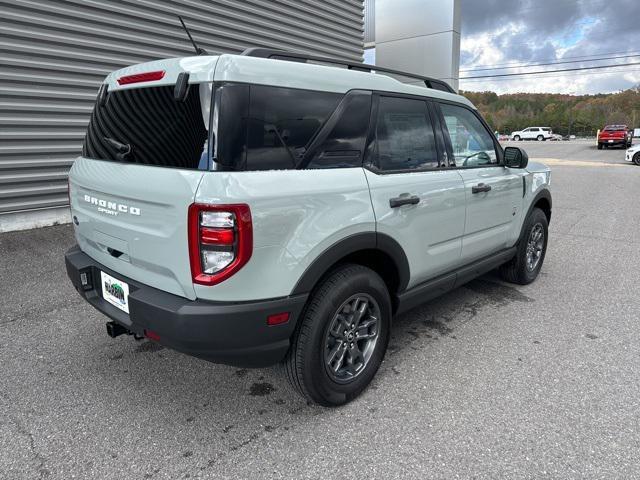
[{"xmin": 100, "ymin": 271, "xmax": 130, "ymax": 314}]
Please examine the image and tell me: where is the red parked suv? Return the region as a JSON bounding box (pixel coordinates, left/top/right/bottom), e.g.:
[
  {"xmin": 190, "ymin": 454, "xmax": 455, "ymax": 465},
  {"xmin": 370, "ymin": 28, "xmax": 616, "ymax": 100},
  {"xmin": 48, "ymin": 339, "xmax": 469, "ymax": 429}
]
[{"xmin": 598, "ymin": 125, "xmax": 632, "ymax": 149}]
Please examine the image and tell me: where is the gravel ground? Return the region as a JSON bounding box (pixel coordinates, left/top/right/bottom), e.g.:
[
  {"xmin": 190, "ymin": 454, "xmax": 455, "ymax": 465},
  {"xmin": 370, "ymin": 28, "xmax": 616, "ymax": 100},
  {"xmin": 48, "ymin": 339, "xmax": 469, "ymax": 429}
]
[{"xmin": 1, "ymin": 142, "xmax": 639, "ymax": 479}]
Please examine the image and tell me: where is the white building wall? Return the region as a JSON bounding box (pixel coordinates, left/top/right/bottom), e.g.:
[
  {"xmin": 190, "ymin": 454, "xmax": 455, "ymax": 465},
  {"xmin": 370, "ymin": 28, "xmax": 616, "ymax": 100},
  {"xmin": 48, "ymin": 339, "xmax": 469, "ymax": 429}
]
[{"xmin": 371, "ymin": 0, "xmax": 460, "ymax": 90}]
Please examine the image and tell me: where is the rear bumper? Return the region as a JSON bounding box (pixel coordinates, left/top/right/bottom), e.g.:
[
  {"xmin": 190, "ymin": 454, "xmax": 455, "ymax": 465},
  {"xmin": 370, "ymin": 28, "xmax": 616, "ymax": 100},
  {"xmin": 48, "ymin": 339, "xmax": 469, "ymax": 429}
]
[{"xmin": 65, "ymin": 245, "xmax": 307, "ymax": 368}]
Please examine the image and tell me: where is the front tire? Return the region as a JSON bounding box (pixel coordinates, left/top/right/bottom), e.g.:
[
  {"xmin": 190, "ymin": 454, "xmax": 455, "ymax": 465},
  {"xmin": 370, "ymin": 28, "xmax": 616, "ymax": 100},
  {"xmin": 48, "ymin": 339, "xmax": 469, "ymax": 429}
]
[
  {"xmin": 537, "ymin": 135, "xmax": 544, "ymax": 141},
  {"xmin": 634, "ymin": 152, "xmax": 640, "ymax": 166},
  {"xmin": 284, "ymin": 264, "xmax": 392, "ymax": 407},
  {"xmin": 513, "ymin": 135, "xmax": 521, "ymax": 142},
  {"xmin": 500, "ymin": 208, "xmax": 548, "ymax": 285}
]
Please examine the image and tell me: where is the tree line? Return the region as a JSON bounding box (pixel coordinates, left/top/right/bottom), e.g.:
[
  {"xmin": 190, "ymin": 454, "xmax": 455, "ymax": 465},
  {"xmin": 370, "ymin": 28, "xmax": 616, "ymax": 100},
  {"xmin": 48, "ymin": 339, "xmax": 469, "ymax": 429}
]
[{"xmin": 462, "ymin": 87, "xmax": 640, "ymax": 137}]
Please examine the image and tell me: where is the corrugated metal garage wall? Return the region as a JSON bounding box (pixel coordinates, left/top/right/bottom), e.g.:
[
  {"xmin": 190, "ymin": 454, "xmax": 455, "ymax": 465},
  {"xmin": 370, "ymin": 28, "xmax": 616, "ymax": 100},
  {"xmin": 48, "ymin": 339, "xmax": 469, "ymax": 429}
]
[
  {"xmin": 0, "ymin": 0, "xmax": 364, "ymax": 218},
  {"xmin": 364, "ymin": 0, "xmax": 374, "ymax": 45}
]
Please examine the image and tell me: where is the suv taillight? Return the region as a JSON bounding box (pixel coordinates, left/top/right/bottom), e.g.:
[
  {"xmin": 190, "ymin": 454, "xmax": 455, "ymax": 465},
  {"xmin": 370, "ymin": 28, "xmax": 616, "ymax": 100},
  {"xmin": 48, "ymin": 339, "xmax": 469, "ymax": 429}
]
[{"xmin": 188, "ymin": 203, "xmax": 252, "ymax": 286}]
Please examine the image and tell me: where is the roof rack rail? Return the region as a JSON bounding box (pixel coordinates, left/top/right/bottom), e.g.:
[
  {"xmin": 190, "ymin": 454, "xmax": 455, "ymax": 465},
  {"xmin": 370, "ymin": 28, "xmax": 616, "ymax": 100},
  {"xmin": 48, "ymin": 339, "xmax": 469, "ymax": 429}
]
[{"xmin": 240, "ymin": 47, "xmax": 457, "ymax": 94}]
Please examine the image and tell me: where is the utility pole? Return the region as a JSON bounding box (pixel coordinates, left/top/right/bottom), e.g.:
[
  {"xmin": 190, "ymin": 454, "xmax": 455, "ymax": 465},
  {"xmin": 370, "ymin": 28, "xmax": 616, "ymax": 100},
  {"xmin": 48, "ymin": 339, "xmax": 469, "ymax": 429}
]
[{"xmin": 567, "ymin": 91, "xmax": 576, "ymax": 138}]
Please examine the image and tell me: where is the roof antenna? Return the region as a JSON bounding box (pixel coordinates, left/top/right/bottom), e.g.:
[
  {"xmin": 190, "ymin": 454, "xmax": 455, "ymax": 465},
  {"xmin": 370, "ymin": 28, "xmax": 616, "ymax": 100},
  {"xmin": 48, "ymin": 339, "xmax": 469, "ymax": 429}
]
[{"xmin": 178, "ymin": 16, "xmax": 208, "ymax": 55}]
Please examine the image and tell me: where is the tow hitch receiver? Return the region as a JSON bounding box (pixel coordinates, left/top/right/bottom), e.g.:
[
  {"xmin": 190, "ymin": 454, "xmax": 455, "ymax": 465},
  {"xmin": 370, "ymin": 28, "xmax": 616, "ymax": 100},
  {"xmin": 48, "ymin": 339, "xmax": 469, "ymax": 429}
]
[{"xmin": 106, "ymin": 321, "xmax": 128, "ymax": 338}]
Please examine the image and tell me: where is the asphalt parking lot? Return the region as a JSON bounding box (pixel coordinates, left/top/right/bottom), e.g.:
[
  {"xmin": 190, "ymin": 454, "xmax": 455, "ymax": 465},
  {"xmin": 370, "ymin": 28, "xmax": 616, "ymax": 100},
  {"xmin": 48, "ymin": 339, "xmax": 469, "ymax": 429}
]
[{"xmin": 1, "ymin": 140, "xmax": 639, "ymax": 479}]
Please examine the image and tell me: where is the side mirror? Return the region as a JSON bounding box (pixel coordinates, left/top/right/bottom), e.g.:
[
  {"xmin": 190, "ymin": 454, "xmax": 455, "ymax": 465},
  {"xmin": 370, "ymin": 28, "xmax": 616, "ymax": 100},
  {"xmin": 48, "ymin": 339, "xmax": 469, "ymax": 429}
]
[{"xmin": 504, "ymin": 146, "xmax": 529, "ymax": 169}]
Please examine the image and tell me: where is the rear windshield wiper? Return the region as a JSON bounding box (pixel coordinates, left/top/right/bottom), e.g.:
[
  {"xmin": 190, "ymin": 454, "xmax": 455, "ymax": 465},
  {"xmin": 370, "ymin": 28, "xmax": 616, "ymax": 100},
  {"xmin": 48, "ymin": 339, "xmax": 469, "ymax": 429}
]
[{"xmin": 103, "ymin": 137, "xmax": 132, "ymax": 161}]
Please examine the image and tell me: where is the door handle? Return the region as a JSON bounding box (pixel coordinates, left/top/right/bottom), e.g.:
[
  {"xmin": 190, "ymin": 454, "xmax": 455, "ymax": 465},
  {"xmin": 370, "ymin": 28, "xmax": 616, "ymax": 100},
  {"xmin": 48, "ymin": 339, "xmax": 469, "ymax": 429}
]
[
  {"xmin": 389, "ymin": 195, "xmax": 420, "ymax": 208},
  {"xmin": 472, "ymin": 183, "xmax": 492, "ymax": 194}
]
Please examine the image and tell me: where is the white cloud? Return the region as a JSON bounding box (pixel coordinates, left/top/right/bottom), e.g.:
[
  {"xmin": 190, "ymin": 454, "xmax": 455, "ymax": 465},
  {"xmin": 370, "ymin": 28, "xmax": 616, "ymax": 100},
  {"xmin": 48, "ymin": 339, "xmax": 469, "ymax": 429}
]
[{"xmin": 459, "ymin": 0, "xmax": 640, "ymax": 94}]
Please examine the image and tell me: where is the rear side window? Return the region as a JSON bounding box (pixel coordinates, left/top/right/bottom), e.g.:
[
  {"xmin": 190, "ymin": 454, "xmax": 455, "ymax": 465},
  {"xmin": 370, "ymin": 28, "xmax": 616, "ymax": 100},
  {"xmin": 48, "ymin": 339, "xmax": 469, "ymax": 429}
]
[
  {"xmin": 306, "ymin": 92, "xmax": 372, "ymax": 169},
  {"xmin": 83, "ymin": 85, "xmax": 208, "ymax": 170},
  {"xmin": 245, "ymin": 86, "xmax": 342, "ymax": 170},
  {"xmin": 374, "ymin": 96, "xmax": 438, "ymax": 171}
]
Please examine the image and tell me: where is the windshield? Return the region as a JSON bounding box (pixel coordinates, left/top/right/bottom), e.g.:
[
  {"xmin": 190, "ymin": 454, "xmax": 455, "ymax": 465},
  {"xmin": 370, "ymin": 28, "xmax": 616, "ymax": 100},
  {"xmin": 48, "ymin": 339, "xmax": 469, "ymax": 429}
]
[{"xmin": 82, "ymin": 84, "xmax": 210, "ymax": 170}]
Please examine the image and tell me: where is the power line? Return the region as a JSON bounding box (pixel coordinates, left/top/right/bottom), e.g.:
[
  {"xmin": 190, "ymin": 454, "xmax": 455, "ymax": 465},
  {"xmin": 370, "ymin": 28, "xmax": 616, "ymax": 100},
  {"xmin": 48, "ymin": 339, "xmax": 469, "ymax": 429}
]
[
  {"xmin": 460, "ymin": 61, "xmax": 640, "ymax": 79},
  {"xmin": 460, "ymin": 53, "xmax": 640, "ymax": 73},
  {"xmin": 460, "ymin": 50, "xmax": 640, "ymax": 71},
  {"xmin": 460, "ymin": 67, "xmax": 640, "ymax": 82},
  {"xmin": 461, "ymin": 68, "xmax": 640, "ymax": 82}
]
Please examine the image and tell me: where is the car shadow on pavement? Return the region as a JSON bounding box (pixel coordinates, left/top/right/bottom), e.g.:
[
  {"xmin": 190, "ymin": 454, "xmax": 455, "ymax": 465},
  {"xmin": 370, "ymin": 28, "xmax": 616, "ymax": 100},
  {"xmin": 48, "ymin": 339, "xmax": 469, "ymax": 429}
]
[{"xmin": 82, "ymin": 271, "xmax": 535, "ymax": 419}]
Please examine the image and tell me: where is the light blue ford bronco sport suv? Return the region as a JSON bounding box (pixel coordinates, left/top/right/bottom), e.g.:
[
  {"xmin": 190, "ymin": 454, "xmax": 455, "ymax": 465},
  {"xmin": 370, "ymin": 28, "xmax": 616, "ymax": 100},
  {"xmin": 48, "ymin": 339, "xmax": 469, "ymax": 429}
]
[{"xmin": 65, "ymin": 48, "xmax": 551, "ymax": 406}]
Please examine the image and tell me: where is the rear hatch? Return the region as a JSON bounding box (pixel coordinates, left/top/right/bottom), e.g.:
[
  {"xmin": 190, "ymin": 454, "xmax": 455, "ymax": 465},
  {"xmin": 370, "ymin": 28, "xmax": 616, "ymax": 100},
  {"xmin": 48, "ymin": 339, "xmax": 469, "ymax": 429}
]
[
  {"xmin": 69, "ymin": 57, "xmax": 217, "ymax": 300},
  {"xmin": 599, "ymin": 126, "xmax": 626, "ymax": 141}
]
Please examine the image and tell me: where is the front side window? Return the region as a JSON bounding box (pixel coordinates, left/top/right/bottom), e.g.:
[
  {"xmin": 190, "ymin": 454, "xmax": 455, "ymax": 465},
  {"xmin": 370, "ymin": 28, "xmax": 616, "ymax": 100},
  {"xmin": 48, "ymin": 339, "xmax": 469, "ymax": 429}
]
[
  {"xmin": 440, "ymin": 103, "xmax": 498, "ymax": 167},
  {"xmin": 374, "ymin": 96, "xmax": 438, "ymax": 172}
]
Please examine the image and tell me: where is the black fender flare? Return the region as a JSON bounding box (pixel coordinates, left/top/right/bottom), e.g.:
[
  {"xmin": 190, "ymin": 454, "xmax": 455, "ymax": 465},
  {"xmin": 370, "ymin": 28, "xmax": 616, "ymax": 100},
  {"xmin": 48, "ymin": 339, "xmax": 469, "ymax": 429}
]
[
  {"xmin": 527, "ymin": 188, "xmax": 552, "ymax": 223},
  {"xmin": 291, "ymin": 232, "xmax": 410, "ymax": 295},
  {"xmin": 515, "ymin": 189, "xmax": 552, "ymax": 247}
]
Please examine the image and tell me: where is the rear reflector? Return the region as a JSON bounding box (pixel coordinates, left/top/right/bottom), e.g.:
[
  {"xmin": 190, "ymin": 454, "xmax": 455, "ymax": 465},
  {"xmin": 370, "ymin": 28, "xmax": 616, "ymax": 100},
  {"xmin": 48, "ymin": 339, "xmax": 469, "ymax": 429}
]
[
  {"xmin": 267, "ymin": 312, "xmax": 290, "ymax": 326},
  {"xmin": 117, "ymin": 70, "xmax": 166, "ymax": 85},
  {"xmin": 200, "ymin": 227, "xmax": 234, "ymax": 245},
  {"xmin": 144, "ymin": 329, "xmax": 161, "ymax": 342}
]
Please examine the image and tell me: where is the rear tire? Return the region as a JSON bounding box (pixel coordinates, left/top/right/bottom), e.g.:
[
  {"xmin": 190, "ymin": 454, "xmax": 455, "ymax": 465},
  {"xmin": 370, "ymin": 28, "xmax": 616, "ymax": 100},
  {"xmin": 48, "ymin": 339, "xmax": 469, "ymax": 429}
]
[
  {"xmin": 284, "ymin": 264, "xmax": 392, "ymax": 407},
  {"xmin": 500, "ymin": 208, "xmax": 548, "ymax": 285},
  {"xmin": 634, "ymin": 152, "xmax": 640, "ymax": 166},
  {"xmin": 597, "ymin": 143, "xmax": 603, "ymax": 150}
]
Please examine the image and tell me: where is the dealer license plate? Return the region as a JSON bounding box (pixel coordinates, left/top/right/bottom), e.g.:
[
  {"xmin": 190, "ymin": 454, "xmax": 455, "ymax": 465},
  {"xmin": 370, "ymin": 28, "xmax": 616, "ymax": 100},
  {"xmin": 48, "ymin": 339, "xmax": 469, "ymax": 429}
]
[{"xmin": 101, "ymin": 271, "xmax": 130, "ymax": 314}]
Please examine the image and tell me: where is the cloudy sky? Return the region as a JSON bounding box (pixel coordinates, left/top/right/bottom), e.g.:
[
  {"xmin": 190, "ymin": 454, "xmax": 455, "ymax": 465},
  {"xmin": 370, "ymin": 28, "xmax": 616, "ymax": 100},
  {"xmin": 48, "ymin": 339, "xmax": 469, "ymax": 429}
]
[{"xmin": 458, "ymin": 0, "xmax": 640, "ymax": 94}]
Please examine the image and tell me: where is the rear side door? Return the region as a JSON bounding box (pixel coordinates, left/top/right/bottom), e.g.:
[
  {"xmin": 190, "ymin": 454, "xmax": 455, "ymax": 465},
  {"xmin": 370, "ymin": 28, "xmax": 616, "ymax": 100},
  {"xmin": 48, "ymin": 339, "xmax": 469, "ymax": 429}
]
[
  {"xmin": 364, "ymin": 94, "xmax": 466, "ymax": 289},
  {"xmin": 436, "ymin": 102, "xmax": 523, "ymax": 262}
]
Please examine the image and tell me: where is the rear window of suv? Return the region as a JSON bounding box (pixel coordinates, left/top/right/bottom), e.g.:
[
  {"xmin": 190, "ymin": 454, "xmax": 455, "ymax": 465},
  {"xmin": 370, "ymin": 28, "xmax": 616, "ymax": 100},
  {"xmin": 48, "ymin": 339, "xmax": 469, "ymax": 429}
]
[{"xmin": 83, "ymin": 85, "xmax": 209, "ymax": 170}]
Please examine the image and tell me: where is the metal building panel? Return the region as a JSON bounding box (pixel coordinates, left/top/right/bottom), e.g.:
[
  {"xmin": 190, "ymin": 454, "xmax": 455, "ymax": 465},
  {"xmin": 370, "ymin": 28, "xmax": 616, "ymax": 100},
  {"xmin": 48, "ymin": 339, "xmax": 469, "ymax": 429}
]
[
  {"xmin": 0, "ymin": 0, "xmax": 364, "ymax": 215},
  {"xmin": 364, "ymin": 0, "xmax": 375, "ymax": 45}
]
